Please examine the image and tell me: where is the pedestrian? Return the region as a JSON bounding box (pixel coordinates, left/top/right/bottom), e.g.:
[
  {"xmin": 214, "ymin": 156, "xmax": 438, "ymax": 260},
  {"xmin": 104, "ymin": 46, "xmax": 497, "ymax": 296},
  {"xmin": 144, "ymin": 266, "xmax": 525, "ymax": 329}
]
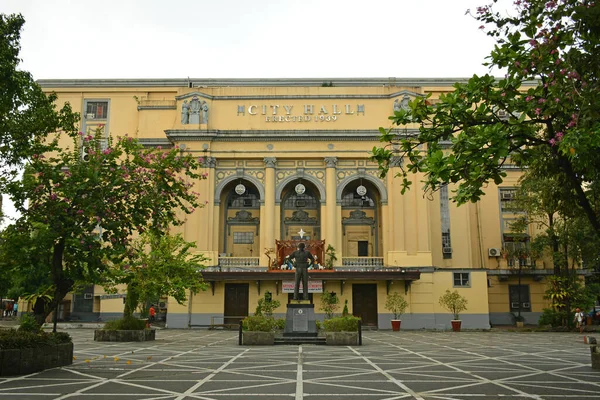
[
  {"xmin": 12, "ymin": 302, "xmax": 18, "ymax": 317},
  {"xmin": 149, "ymin": 304, "xmax": 156, "ymax": 324},
  {"xmin": 574, "ymin": 307, "xmax": 585, "ymax": 333}
]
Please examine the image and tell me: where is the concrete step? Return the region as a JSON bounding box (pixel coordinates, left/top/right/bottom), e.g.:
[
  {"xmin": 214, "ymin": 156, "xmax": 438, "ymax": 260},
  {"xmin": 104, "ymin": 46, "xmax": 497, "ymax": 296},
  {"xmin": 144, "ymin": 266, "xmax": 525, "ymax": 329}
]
[{"xmin": 274, "ymin": 336, "xmax": 326, "ymax": 345}]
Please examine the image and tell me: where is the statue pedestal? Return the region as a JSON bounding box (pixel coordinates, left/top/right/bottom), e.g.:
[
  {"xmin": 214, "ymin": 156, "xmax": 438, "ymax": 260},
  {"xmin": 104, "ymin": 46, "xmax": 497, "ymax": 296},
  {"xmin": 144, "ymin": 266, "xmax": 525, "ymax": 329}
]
[{"xmin": 283, "ymin": 303, "xmax": 318, "ymax": 337}]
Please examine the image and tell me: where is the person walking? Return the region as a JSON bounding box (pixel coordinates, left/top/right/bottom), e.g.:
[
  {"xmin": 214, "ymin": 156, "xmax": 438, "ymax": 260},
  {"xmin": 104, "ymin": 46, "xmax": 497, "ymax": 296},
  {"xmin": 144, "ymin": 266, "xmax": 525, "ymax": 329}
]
[
  {"xmin": 148, "ymin": 304, "xmax": 156, "ymax": 325},
  {"xmin": 12, "ymin": 302, "xmax": 18, "ymax": 317},
  {"xmin": 574, "ymin": 307, "xmax": 585, "ymax": 333},
  {"xmin": 289, "ymin": 243, "xmax": 315, "ymax": 300}
]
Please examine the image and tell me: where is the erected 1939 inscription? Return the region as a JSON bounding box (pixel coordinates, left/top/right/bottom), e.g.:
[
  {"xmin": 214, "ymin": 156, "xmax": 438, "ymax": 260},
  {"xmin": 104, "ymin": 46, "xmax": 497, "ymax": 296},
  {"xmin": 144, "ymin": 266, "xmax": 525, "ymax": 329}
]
[{"xmin": 292, "ymin": 308, "xmax": 309, "ymax": 332}]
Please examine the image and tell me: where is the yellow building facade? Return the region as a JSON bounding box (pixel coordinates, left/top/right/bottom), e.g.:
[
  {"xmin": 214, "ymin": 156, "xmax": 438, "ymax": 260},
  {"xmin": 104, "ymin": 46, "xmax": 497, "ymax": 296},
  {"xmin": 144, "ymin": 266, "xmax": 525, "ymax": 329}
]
[{"xmin": 39, "ymin": 78, "xmax": 555, "ymax": 329}]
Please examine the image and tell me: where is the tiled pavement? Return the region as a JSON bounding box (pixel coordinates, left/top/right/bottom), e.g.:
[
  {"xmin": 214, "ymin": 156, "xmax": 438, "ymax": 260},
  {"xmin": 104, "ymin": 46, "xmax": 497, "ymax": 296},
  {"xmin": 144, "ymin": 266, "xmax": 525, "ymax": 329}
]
[{"xmin": 0, "ymin": 329, "xmax": 599, "ymax": 399}]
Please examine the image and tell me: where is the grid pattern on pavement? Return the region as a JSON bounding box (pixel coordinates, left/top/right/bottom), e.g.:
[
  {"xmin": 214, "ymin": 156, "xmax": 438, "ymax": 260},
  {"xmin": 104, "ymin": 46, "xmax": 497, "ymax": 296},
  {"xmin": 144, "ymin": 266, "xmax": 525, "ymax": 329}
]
[{"xmin": 0, "ymin": 330, "xmax": 598, "ymax": 400}]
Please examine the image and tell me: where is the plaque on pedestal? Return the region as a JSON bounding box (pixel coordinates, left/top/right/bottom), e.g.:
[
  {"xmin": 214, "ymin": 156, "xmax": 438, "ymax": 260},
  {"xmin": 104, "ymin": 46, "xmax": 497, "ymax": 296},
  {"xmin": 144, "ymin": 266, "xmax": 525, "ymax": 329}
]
[{"xmin": 283, "ymin": 303, "xmax": 318, "ymax": 337}]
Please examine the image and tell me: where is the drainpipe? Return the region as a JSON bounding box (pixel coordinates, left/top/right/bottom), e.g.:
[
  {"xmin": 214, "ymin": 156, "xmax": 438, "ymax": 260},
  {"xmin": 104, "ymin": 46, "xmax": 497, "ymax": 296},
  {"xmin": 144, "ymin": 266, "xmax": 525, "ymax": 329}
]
[
  {"xmin": 187, "ymin": 291, "xmax": 194, "ymax": 328},
  {"xmin": 475, "ymin": 202, "xmax": 485, "ymax": 268}
]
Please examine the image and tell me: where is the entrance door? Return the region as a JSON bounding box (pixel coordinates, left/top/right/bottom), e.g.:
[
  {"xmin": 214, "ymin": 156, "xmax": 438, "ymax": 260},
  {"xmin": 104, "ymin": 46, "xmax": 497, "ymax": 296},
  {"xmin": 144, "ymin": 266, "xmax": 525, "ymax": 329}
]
[
  {"xmin": 224, "ymin": 284, "xmax": 249, "ymax": 325},
  {"xmin": 352, "ymin": 284, "xmax": 378, "ymax": 327}
]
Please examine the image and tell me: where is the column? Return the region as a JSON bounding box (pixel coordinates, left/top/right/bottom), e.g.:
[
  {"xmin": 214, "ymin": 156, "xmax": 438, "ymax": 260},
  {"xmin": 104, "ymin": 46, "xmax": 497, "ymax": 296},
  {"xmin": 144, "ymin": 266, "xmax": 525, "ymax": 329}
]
[
  {"xmin": 324, "ymin": 157, "xmax": 337, "ymax": 263},
  {"xmin": 389, "ymin": 156, "xmax": 405, "ymax": 252},
  {"xmin": 262, "ymin": 157, "xmax": 277, "ymax": 267}
]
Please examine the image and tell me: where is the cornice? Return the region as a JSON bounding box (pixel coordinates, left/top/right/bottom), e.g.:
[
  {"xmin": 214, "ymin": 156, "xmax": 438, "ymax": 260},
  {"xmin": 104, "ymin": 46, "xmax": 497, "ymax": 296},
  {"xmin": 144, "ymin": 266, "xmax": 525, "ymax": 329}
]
[
  {"xmin": 36, "ymin": 78, "xmax": 541, "ymax": 89},
  {"xmin": 164, "ymin": 129, "xmax": 417, "ymax": 142},
  {"xmin": 138, "ymin": 138, "xmax": 174, "ymax": 148}
]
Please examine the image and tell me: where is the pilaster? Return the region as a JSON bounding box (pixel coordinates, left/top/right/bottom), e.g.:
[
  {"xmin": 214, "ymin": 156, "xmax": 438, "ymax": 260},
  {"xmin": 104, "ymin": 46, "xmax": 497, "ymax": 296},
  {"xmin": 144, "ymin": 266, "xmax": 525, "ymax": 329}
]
[
  {"xmin": 324, "ymin": 157, "xmax": 338, "ymax": 265},
  {"xmin": 262, "ymin": 157, "xmax": 277, "ymax": 267}
]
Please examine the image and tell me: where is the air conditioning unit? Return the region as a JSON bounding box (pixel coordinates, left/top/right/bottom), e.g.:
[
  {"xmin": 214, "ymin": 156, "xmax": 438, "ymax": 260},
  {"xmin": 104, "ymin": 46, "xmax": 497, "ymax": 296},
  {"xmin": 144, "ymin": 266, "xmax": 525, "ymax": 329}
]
[
  {"xmin": 488, "ymin": 248, "xmax": 501, "ymax": 257},
  {"xmin": 86, "ymin": 113, "xmax": 95, "ymax": 119},
  {"xmin": 501, "ymin": 191, "xmax": 515, "ymax": 200},
  {"xmin": 84, "ymin": 293, "xmax": 93, "ymax": 300},
  {"xmin": 442, "ymin": 247, "xmax": 453, "ymax": 254},
  {"xmin": 522, "ymin": 302, "xmax": 531, "ymax": 308},
  {"xmin": 511, "ymin": 302, "xmax": 520, "ymax": 309}
]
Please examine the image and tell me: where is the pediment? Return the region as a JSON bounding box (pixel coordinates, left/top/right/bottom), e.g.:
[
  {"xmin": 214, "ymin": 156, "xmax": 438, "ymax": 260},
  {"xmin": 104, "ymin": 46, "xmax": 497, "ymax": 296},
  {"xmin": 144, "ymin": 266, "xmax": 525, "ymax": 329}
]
[{"xmin": 175, "ymin": 91, "xmax": 213, "ymax": 101}]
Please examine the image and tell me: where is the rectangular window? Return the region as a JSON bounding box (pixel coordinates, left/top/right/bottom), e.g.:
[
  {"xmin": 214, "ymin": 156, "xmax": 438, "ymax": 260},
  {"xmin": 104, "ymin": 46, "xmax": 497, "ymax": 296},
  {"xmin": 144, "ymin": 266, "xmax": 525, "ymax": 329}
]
[
  {"xmin": 509, "ymin": 285, "xmax": 531, "ymax": 312},
  {"xmin": 440, "ymin": 184, "xmax": 452, "ymax": 259},
  {"xmin": 453, "ymin": 272, "xmax": 470, "ymax": 287},
  {"xmin": 499, "ymin": 188, "xmax": 518, "ymax": 212},
  {"xmin": 233, "ymin": 232, "xmax": 254, "ymax": 244},
  {"xmin": 86, "ymin": 101, "xmax": 108, "ymax": 119}
]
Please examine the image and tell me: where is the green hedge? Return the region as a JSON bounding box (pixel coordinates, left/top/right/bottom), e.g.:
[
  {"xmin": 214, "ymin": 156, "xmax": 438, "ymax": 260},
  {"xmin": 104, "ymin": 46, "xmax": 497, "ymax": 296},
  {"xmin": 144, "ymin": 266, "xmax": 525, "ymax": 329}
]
[
  {"xmin": 103, "ymin": 316, "xmax": 147, "ymax": 331},
  {"xmin": 323, "ymin": 316, "xmax": 361, "ymax": 332},
  {"xmin": 0, "ymin": 329, "xmax": 72, "ymax": 349}
]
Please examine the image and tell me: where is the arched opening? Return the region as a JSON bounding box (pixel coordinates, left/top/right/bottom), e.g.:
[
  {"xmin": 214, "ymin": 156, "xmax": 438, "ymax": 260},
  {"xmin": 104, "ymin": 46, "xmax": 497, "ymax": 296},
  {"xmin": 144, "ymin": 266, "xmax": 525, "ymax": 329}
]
[
  {"xmin": 341, "ymin": 179, "xmax": 382, "ymax": 261},
  {"xmin": 280, "ymin": 179, "xmax": 321, "ymax": 241},
  {"xmin": 219, "ymin": 180, "xmax": 261, "ymax": 258}
]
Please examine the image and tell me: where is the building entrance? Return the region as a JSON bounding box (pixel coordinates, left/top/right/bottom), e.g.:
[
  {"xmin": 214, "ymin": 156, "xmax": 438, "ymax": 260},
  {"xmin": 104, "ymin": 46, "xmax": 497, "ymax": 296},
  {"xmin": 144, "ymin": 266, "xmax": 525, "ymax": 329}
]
[
  {"xmin": 352, "ymin": 284, "xmax": 378, "ymax": 327},
  {"xmin": 224, "ymin": 283, "xmax": 249, "ymax": 325}
]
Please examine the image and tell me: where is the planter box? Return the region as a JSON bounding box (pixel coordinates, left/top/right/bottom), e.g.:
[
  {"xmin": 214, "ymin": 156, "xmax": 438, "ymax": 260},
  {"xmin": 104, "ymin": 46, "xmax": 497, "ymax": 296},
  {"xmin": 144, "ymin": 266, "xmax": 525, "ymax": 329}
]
[
  {"xmin": 592, "ymin": 346, "xmax": 600, "ymax": 370},
  {"xmin": 391, "ymin": 320, "xmax": 401, "ymax": 331},
  {"xmin": 325, "ymin": 332, "xmax": 358, "ymax": 345},
  {"xmin": 94, "ymin": 329, "xmax": 156, "ymax": 342},
  {"xmin": 242, "ymin": 331, "xmax": 275, "ymax": 345},
  {"xmin": 0, "ymin": 343, "xmax": 73, "ymax": 376},
  {"xmin": 451, "ymin": 320, "xmax": 462, "ymax": 332}
]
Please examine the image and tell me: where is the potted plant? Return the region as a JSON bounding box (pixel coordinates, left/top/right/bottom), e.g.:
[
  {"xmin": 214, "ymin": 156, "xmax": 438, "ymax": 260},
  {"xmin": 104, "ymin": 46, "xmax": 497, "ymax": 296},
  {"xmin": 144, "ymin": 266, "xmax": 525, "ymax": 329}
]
[
  {"xmin": 438, "ymin": 289, "xmax": 468, "ymax": 332},
  {"xmin": 385, "ymin": 292, "xmax": 409, "ymax": 331}
]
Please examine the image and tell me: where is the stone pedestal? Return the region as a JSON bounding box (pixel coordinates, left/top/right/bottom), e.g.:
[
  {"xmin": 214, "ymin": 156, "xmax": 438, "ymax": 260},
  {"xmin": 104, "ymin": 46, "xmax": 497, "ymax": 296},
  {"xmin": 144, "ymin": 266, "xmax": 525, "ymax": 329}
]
[{"xmin": 283, "ymin": 303, "xmax": 318, "ymax": 337}]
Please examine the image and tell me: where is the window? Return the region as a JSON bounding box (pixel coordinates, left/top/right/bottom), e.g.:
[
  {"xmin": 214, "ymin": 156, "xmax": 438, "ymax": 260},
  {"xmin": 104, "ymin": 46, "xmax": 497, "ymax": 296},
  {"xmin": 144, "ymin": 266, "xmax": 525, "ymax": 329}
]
[
  {"xmin": 499, "ymin": 188, "xmax": 518, "ymax": 212},
  {"xmin": 440, "ymin": 184, "xmax": 452, "ymax": 258},
  {"xmin": 233, "ymin": 232, "xmax": 254, "ymax": 244},
  {"xmin": 85, "ymin": 101, "xmax": 108, "ymax": 119},
  {"xmin": 453, "ymin": 272, "xmax": 470, "ymax": 287},
  {"xmin": 509, "ymin": 285, "xmax": 531, "ymax": 311}
]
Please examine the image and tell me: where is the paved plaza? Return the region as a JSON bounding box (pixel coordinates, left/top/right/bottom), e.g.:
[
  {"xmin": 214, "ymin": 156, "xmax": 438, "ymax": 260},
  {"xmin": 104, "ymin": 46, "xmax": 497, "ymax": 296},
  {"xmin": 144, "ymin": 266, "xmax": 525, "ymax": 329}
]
[{"xmin": 0, "ymin": 329, "xmax": 598, "ymax": 399}]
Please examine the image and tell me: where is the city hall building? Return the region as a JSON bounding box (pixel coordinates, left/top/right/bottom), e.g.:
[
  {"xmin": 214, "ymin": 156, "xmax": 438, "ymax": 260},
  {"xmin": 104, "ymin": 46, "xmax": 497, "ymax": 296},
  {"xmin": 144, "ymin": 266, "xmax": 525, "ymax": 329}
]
[{"xmin": 39, "ymin": 78, "xmax": 557, "ymax": 329}]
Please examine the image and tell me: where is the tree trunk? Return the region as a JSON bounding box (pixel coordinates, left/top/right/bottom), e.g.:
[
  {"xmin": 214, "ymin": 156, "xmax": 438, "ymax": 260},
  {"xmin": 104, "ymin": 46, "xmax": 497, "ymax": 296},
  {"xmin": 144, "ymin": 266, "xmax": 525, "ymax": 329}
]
[
  {"xmin": 548, "ymin": 214, "xmax": 562, "ymax": 276},
  {"xmin": 123, "ymin": 282, "xmax": 139, "ymax": 318}
]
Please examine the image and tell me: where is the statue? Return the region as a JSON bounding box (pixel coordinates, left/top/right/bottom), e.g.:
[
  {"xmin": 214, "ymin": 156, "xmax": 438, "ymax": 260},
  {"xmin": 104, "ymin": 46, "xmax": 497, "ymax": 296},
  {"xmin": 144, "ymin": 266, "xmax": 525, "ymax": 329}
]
[
  {"xmin": 201, "ymin": 101, "xmax": 209, "ymax": 124},
  {"xmin": 393, "ymin": 95, "xmax": 411, "ymax": 112},
  {"xmin": 289, "ymin": 242, "xmax": 315, "ymax": 300},
  {"xmin": 189, "ymin": 96, "xmax": 201, "ymax": 124},
  {"xmin": 181, "ymin": 100, "xmax": 189, "ymax": 124}
]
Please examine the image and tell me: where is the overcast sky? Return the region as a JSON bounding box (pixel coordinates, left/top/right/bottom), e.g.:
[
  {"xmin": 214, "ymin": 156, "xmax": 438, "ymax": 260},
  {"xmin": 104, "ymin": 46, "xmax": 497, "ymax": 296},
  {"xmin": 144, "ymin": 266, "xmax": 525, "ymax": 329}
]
[
  {"xmin": 1, "ymin": 0, "xmax": 506, "ymax": 226},
  {"xmin": 3, "ymin": 0, "xmax": 501, "ymax": 80}
]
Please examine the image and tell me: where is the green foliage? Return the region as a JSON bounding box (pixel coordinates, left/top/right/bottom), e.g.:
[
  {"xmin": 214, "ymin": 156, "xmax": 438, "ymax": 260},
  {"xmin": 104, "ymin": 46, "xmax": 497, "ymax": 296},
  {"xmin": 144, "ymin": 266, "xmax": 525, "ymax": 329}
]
[
  {"xmin": 538, "ymin": 308, "xmax": 569, "ymax": 327},
  {"xmin": 543, "ymin": 275, "xmax": 595, "ymax": 314},
  {"xmin": 342, "ymin": 299, "xmax": 349, "ymax": 317},
  {"xmin": 384, "ymin": 292, "xmax": 409, "ymax": 319},
  {"xmin": 372, "ymin": 0, "xmax": 600, "ymax": 240},
  {"xmin": 438, "ymin": 289, "xmax": 468, "ymax": 320},
  {"xmin": 325, "ymin": 245, "xmax": 337, "ymax": 270},
  {"xmin": 274, "ymin": 318, "xmax": 286, "ymax": 330},
  {"xmin": 0, "ymin": 329, "xmax": 71, "ymax": 349},
  {"xmin": 315, "ymin": 320, "xmax": 322, "ymax": 331},
  {"xmin": 103, "ymin": 316, "xmax": 147, "ymax": 331},
  {"xmin": 323, "ymin": 316, "xmax": 361, "ymax": 332},
  {"xmin": 253, "ymin": 292, "xmax": 281, "ymax": 318},
  {"xmin": 108, "ymin": 231, "xmax": 208, "ymax": 317},
  {"xmin": 17, "ymin": 313, "xmax": 42, "ymax": 333},
  {"xmin": 320, "ymin": 291, "xmax": 340, "ymax": 319},
  {"xmin": 242, "ymin": 315, "xmax": 276, "ymax": 332}
]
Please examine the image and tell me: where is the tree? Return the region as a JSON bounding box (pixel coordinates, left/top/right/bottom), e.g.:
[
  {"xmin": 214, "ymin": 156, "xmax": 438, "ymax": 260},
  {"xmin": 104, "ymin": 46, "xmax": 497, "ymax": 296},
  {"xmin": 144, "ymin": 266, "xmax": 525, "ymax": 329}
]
[
  {"xmin": 4, "ymin": 130, "xmax": 206, "ymax": 325},
  {"xmin": 0, "ymin": 14, "xmax": 77, "ymax": 190},
  {"xmin": 372, "ymin": 0, "xmax": 600, "ymax": 239},
  {"xmin": 108, "ymin": 231, "xmax": 208, "ymax": 318},
  {"xmin": 438, "ymin": 289, "xmax": 468, "ymax": 320},
  {"xmin": 320, "ymin": 291, "xmax": 340, "ymax": 319}
]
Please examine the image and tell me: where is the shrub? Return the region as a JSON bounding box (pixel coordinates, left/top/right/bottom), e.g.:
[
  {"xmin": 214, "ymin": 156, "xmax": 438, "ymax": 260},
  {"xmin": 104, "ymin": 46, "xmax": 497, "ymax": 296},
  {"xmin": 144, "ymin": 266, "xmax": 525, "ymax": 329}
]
[
  {"xmin": 438, "ymin": 289, "xmax": 468, "ymax": 320},
  {"xmin": 242, "ymin": 315, "xmax": 275, "ymax": 332},
  {"xmin": 323, "ymin": 316, "xmax": 360, "ymax": 332},
  {"xmin": 385, "ymin": 292, "xmax": 409, "ymax": 319},
  {"xmin": 274, "ymin": 318, "xmax": 286, "ymax": 330},
  {"xmin": 342, "ymin": 299, "xmax": 349, "ymax": 317},
  {"xmin": 18, "ymin": 313, "xmax": 41, "ymax": 333},
  {"xmin": 538, "ymin": 308, "xmax": 568, "ymax": 327},
  {"xmin": 254, "ymin": 292, "xmax": 281, "ymax": 318},
  {"xmin": 103, "ymin": 316, "xmax": 147, "ymax": 331},
  {"xmin": 315, "ymin": 320, "xmax": 322, "ymax": 331},
  {"xmin": 0, "ymin": 329, "xmax": 71, "ymax": 349},
  {"xmin": 320, "ymin": 291, "xmax": 340, "ymax": 319}
]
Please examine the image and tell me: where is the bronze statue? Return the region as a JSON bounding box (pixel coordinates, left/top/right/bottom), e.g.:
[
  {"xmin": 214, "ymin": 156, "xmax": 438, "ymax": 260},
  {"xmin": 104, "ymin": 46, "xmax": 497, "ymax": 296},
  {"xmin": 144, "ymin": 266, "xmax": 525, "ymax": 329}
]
[{"xmin": 289, "ymin": 242, "xmax": 315, "ymax": 300}]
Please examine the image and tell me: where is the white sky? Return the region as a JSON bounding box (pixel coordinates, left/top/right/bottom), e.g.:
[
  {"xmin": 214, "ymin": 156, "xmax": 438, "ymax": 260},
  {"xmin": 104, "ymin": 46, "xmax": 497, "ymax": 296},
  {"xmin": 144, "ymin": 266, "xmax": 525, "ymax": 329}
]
[
  {"xmin": 1, "ymin": 0, "xmax": 505, "ymax": 225},
  {"xmin": 3, "ymin": 0, "xmax": 500, "ymax": 79}
]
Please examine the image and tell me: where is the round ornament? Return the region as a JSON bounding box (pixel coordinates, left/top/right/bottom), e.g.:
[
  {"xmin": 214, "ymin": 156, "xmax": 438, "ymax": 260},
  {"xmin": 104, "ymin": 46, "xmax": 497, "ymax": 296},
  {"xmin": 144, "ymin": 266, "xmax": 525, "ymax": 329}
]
[
  {"xmin": 356, "ymin": 185, "xmax": 367, "ymax": 196},
  {"xmin": 295, "ymin": 183, "xmax": 306, "ymax": 195},
  {"xmin": 235, "ymin": 184, "xmax": 246, "ymax": 195}
]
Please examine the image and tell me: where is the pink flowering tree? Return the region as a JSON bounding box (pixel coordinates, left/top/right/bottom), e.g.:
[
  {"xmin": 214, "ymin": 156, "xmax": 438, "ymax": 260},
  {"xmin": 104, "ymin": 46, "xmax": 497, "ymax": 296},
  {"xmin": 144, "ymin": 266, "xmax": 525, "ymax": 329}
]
[
  {"xmin": 372, "ymin": 0, "xmax": 600, "ymax": 240},
  {"xmin": 5, "ymin": 128, "xmax": 207, "ymax": 325}
]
